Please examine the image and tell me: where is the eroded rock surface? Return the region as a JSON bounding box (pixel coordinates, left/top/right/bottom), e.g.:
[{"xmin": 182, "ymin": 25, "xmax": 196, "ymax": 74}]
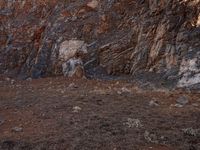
[
  {"xmin": 59, "ymin": 40, "xmax": 87, "ymax": 78},
  {"xmin": 0, "ymin": 0, "xmax": 200, "ymax": 88}
]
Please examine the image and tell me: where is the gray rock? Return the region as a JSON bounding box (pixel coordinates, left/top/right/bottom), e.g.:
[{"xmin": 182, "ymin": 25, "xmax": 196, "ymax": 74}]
[
  {"xmin": 176, "ymin": 96, "xmax": 189, "ymax": 105},
  {"xmin": 0, "ymin": 118, "xmax": 4, "ymax": 126},
  {"xmin": 124, "ymin": 118, "xmax": 143, "ymax": 128},
  {"xmin": 144, "ymin": 131, "xmax": 158, "ymax": 144},
  {"xmin": 182, "ymin": 128, "xmax": 200, "ymax": 137},
  {"xmin": 1, "ymin": 0, "xmax": 200, "ymax": 90},
  {"xmin": 26, "ymin": 77, "xmax": 32, "ymax": 81},
  {"xmin": 174, "ymin": 104, "xmax": 184, "ymax": 108},
  {"xmin": 177, "ymin": 57, "xmax": 200, "ymax": 88}
]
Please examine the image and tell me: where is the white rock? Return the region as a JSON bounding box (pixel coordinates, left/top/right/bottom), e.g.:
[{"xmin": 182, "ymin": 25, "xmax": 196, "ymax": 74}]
[
  {"xmin": 12, "ymin": 127, "xmax": 23, "ymax": 132},
  {"xmin": 26, "ymin": 77, "xmax": 32, "ymax": 81},
  {"xmin": 149, "ymin": 100, "xmax": 159, "ymax": 107},
  {"xmin": 182, "ymin": 128, "xmax": 200, "ymax": 136},
  {"xmin": 124, "ymin": 118, "xmax": 143, "ymax": 128},
  {"xmin": 59, "ymin": 40, "xmax": 87, "ymax": 78},
  {"xmin": 117, "ymin": 91, "xmax": 122, "ymax": 95},
  {"xmin": 59, "ymin": 40, "xmax": 87, "ymax": 61},
  {"xmin": 73, "ymin": 106, "xmax": 82, "ymax": 113},
  {"xmin": 174, "ymin": 104, "xmax": 184, "ymax": 108},
  {"xmin": 177, "ymin": 57, "xmax": 200, "ymax": 87},
  {"xmin": 121, "ymin": 87, "xmax": 131, "ymax": 93},
  {"xmin": 87, "ymin": 0, "xmax": 98, "ymax": 9},
  {"xmin": 11, "ymin": 79, "xmax": 15, "ymax": 85}
]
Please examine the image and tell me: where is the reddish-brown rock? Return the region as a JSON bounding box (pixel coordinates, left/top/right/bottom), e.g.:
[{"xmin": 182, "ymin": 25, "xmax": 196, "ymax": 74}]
[{"xmin": 0, "ymin": 0, "xmax": 200, "ymax": 88}]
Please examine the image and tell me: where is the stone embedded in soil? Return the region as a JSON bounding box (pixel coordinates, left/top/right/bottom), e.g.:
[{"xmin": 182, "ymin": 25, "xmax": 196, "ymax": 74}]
[
  {"xmin": 182, "ymin": 128, "xmax": 200, "ymax": 137},
  {"xmin": 174, "ymin": 104, "xmax": 184, "ymax": 108},
  {"xmin": 73, "ymin": 106, "xmax": 82, "ymax": 113},
  {"xmin": 11, "ymin": 127, "xmax": 23, "ymax": 132},
  {"xmin": 192, "ymin": 103, "xmax": 199, "ymax": 107},
  {"xmin": 26, "ymin": 77, "xmax": 32, "ymax": 81},
  {"xmin": 149, "ymin": 100, "xmax": 159, "ymax": 107},
  {"xmin": 144, "ymin": 131, "xmax": 159, "ymax": 144},
  {"xmin": 0, "ymin": 118, "xmax": 4, "ymax": 126},
  {"xmin": 87, "ymin": 0, "xmax": 99, "ymax": 9},
  {"xmin": 117, "ymin": 87, "xmax": 131, "ymax": 94},
  {"xmin": 68, "ymin": 83, "xmax": 78, "ymax": 89},
  {"xmin": 5, "ymin": 78, "xmax": 11, "ymax": 81},
  {"xmin": 124, "ymin": 118, "xmax": 143, "ymax": 128},
  {"xmin": 176, "ymin": 96, "xmax": 189, "ymax": 105}
]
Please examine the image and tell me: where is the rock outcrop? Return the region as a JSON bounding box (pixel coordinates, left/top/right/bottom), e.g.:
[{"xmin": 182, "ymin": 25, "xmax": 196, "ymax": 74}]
[
  {"xmin": 0, "ymin": 0, "xmax": 200, "ymax": 88},
  {"xmin": 59, "ymin": 40, "xmax": 87, "ymax": 78}
]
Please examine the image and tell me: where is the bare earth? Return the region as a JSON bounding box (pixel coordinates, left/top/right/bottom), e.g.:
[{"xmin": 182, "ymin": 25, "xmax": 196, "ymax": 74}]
[{"xmin": 0, "ymin": 76, "xmax": 200, "ymax": 150}]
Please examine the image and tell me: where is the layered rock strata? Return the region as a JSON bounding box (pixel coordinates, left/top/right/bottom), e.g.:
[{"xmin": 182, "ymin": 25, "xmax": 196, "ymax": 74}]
[{"xmin": 0, "ymin": 0, "xmax": 200, "ymax": 88}]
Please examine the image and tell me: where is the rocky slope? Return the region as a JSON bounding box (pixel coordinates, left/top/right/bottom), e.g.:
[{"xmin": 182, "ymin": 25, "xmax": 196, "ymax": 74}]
[{"xmin": 0, "ymin": 0, "xmax": 200, "ymax": 88}]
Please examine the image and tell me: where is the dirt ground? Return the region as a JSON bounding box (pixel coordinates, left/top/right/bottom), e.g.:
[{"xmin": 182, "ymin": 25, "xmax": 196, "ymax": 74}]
[{"xmin": 0, "ymin": 76, "xmax": 200, "ymax": 150}]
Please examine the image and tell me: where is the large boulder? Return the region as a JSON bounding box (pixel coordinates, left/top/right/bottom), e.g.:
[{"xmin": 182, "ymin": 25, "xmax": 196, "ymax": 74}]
[
  {"xmin": 58, "ymin": 40, "xmax": 87, "ymax": 78},
  {"xmin": 59, "ymin": 40, "xmax": 87, "ymax": 62}
]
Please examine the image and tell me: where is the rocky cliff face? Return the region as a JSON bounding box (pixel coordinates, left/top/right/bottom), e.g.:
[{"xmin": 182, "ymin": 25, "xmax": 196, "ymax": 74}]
[{"xmin": 0, "ymin": 0, "xmax": 200, "ymax": 88}]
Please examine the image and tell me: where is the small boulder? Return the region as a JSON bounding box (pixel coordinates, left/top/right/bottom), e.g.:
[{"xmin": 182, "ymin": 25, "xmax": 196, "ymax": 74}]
[
  {"xmin": 176, "ymin": 96, "xmax": 189, "ymax": 105},
  {"xmin": 12, "ymin": 127, "xmax": 23, "ymax": 132},
  {"xmin": 87, "ymin": 0, "xmax": 99, "ymax": 9},
  {"xmin": 68, "ymin": 83, "xmax": 78, "ymax": 89},
  {"xmin": 124, "ymin": 118, "xmax": 143, "ymax": 128},
  {"xmin": 174, "ymin": 103, "xmax": 184, "ymax": 108},
  {"xmin": 73, "ymin": 106, "xmax": 82, "ymax": 113},
  {"xmin": 182, "ymin": 128, "xmax": 200, "ymax": 137},
  {"xmin": 0, "ymin": 118, "xmax": 4, "ymax": 126},
  {"xmin": 144, "ymin": 130, "xmax": 158, "ymax": 144},
  {"xmin": 149, "ymin": 100, "xmax": 159, "ymax": 107}
]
